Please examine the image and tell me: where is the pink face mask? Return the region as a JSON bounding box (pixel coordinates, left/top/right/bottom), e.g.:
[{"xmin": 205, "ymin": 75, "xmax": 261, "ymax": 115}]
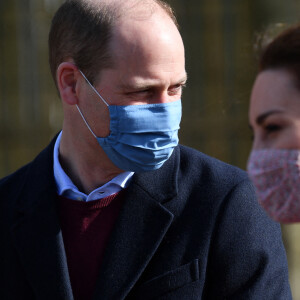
[{"xmin": 247, "ymin": 149, "xmax": 300, "ymax": 223}]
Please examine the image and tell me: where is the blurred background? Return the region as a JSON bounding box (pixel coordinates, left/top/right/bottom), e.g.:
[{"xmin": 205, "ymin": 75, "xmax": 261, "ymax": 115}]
[{"xmin": 1, "ymin": 0, "xmax": 300, "ymax": 297}]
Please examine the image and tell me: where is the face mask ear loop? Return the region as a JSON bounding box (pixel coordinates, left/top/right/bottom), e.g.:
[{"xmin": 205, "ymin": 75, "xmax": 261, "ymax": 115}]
[
  {"xmin": 76, "ymin": 105, "xmax": 97, "ymax": 139},
  {"xmin": 78, "ymin": 70, "xmax": 109, "ymax": 107}
]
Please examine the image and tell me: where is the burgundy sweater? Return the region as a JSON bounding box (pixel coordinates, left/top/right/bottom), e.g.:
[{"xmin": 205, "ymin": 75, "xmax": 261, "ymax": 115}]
[{"xmin": 58, "ymin": 192, "xmax": 124, "ymax": 300}]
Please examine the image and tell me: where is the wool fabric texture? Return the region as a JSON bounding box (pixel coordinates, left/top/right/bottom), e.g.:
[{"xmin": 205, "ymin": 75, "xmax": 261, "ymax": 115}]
[{"xmin": 58, "ymin": 191, "xmax": 124, "ymax": 300}]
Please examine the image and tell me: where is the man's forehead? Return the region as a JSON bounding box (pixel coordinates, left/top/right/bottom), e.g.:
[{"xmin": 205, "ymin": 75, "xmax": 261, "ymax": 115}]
[{"xmin": 110, "ymin": 6, "xmax": 181, "ymax": 48}]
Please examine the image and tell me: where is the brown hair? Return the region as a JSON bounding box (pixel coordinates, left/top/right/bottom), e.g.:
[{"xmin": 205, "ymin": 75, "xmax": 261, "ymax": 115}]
[
  {"xmin": 48, "ymin": 0, "xmax": 178, "ymax": 87},
  {"xmin": 258, "ymin": 23, "xmax": 300, "ymax": 85}
]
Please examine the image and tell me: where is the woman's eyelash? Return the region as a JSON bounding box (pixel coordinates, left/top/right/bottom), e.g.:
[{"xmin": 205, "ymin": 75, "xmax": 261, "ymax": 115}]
[{"xmin": 264, "ymin": 124, "xmax": 281, "ymax": 132}]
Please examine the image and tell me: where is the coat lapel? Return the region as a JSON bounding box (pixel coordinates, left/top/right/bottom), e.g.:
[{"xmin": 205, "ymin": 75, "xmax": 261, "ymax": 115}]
[
  {"xmin": 11, "ymin": 136, "xmax": 180, "ymax": 300},
  {"xmin": 92, "ymin": 147, "xmax": 180, "ymax": 300},
  {"xmin": 11, "ymin": 139, "xmax": 74, "ymax": 300}
]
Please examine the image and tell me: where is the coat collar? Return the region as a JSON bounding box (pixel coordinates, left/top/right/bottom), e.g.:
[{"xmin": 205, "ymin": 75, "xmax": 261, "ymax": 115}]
[
  {"xmin": 92, "ymin": 149, "xmax": 180, "ymax": 299},
  {"xmin": 11, "ymin": 136, "xmax": 74, "ymax": 299},
  {"xmin": 11, "ymin": 137, "xmax": 180, "ymax": 299},
  {"xmin": 132, "ymin": 146, "xmax": 179, "ymax": 203}
]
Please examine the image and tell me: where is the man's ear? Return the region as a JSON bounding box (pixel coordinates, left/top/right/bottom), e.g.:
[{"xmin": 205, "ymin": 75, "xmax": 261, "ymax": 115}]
[{"xmin": 57, "ymin": 62, "xmax": 80, "ymax": 105}]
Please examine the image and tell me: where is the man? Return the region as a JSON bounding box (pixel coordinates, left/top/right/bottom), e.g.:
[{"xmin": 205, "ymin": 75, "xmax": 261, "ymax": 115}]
[{"xmin": 0, "ymin": 0, "xmax": 292, "ymax": 299}]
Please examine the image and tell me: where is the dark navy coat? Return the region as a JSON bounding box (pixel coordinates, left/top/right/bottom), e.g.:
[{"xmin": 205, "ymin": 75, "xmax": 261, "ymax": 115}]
[{"xmin": 0, "ymin": 138, "xmax": 292, "ymax": 299}]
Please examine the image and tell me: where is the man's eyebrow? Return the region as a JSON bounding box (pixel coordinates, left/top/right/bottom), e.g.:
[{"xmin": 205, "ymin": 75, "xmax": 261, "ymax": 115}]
[
  {"xmin": 119, "ymin": 74, "xmax": 188, "ymax": 90},
  {"xmin": 256, "ymin": 110, "xmax": 284, "ymax": 125},
  {"xmin": 176, "ymin": 74, "xmax": 188, "ymax": 84}
]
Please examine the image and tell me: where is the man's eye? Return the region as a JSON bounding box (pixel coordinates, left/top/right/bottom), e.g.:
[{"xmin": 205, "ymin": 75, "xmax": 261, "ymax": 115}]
[
  {"xmin": 168, "ymin": 84, "xmax": 185, "ymax": 95},
  {"xmin": 126, "ymin": 89, "xmax": 150, "ymax": 96},
  {"xmin": 136, "ymin": 89, "xmax": 149, "ymax": 94}
]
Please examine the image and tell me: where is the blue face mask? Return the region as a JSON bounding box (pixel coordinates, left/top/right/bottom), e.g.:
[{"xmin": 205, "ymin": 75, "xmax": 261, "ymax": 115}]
[{"xmin": 76, "ymin": 70, "xmax": 182, "ymax": 173}]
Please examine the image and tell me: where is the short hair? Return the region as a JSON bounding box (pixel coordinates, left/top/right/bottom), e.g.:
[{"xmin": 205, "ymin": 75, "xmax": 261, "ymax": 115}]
[
  {"xmin": 48, "ymin": 0, "xmax": 178, "ymax": 87},
  {"xmin": 257, "ymin": 23, "xmax": 300, "ymax": 86}
]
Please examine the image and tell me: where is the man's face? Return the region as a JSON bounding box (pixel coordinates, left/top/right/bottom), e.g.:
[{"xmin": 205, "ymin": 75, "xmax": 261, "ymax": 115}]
[{"xmin": 79, "ymin": 11, "xmax": 187, "ymax": 138}]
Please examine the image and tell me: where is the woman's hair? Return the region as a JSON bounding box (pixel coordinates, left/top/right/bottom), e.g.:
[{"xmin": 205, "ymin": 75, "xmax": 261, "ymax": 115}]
[{"xmin": 258, "ymin": 23, "xmax": 300, "ymax": 85}]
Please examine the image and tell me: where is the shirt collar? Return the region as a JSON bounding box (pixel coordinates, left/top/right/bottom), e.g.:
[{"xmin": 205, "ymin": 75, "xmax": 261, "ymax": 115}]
[{"xmin": 53, "ymin": 131, "xmax": 134, "ymax": 202}]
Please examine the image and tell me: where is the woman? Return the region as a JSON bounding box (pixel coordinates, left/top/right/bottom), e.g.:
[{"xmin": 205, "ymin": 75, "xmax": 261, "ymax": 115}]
[{"xmin": 247, "ymin": 24, "xmax": 300, "ymax": 223}]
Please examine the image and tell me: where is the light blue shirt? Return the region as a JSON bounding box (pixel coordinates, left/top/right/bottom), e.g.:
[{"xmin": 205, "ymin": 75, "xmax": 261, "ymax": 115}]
[{"xmin": 53, "ymin": 132, "xmax": 134, "ymax": 202}]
